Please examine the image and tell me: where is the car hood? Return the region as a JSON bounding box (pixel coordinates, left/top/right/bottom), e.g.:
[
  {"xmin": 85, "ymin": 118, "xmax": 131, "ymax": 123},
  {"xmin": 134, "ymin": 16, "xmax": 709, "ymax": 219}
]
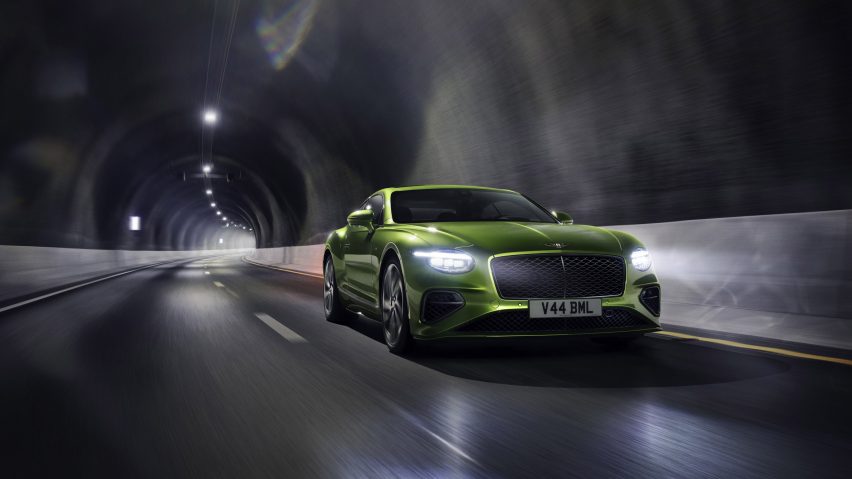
[{"xmin": 415, "ymin": 222, "xmax": 624, "ymax": 256}]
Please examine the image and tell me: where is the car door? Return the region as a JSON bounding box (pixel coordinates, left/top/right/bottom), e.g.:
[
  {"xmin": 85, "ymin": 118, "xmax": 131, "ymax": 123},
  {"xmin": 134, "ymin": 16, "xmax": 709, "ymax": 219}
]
[{"xmin": 343, "ymin": 194, "xmax": 384, "ymax": 303}]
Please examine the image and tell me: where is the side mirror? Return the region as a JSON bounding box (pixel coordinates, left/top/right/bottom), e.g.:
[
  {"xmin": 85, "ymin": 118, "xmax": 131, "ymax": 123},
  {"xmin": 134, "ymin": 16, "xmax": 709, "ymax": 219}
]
[
  {"xmin": 552, "ymin": 210, "xmax": 573, "ymax": 224},
  {"xmin": 347, "ymin": 209, "xmax": 375, "ymax": 229}
]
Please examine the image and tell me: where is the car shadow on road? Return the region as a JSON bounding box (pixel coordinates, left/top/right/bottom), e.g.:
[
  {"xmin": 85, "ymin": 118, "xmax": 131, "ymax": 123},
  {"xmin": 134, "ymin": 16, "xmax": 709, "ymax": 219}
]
[
  {"xmin": 413, "ymin": 336, "xmax": 792, "ymax": 388},
  {"xmin": 345, "ymin": 313, "xmax": 386, "ymax": 342},
  {"xmin": 345, "ymin": 316, "xmax": 790, "ymax": 388}
]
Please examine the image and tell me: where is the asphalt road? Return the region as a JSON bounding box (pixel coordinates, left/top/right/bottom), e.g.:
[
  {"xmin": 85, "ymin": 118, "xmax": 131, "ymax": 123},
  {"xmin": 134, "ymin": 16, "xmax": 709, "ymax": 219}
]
[{"xmin": 1, "ymin": 256, "xmax": 850, "ymax": 478}]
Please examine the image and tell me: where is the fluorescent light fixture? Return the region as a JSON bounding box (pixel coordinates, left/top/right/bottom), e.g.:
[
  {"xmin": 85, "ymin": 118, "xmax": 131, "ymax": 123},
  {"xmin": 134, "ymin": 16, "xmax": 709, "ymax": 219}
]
[
  {"xmin": 203, "ymin": 109, "xmax": 218, "ymax": 125},
  {"xmin": 219, "ymin": 238, "xmax": 224, "ymax": 244},
  {"xmin": 129, "ymin": 216, "xmax": 141, "ymax": 231},
  {"xmin": 205, "ymin": 189, "xmax": 212, "ymax": 195},
  {"xmin": 222, "ymin": 217, "xmax": 227, "ymax": 221},
  {"xmin": 210, "ymin": 202, "xmax": 216, "ymax": 207},
  {"xmin": 202, "ymin": 164, "xmax": 212, "ymax": 174},
  {"xmin": 216, "ymin": 211, "xmax": 221, "ymax": 215}
]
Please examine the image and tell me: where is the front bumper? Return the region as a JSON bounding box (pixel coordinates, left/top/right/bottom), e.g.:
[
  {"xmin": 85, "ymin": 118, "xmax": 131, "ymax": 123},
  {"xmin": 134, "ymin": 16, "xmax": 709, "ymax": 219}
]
[{"xmin": 403, "ymin": 250, "xmax": 662, "ymax": 340}]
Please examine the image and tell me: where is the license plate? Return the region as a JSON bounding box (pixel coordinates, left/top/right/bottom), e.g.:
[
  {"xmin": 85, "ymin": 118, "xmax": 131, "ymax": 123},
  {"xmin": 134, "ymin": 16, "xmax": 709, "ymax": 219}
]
[{"xmin": 529, "ymin": 299, "xmax": 601, "ymax": 318}]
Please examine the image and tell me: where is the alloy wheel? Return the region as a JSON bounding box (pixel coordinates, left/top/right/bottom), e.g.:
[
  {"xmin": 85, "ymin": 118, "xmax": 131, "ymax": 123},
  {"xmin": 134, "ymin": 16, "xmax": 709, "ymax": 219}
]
[
  {"xmin": 382, "ymin": 264, "xmax": 405, "ymax": 347},
  {"xmin": 324, "ymin": 260, "xmax": 335, "ymax": 316}
]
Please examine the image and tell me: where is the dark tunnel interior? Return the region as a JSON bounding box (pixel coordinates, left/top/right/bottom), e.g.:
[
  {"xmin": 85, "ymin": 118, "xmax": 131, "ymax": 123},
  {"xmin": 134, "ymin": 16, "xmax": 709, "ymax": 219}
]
[{"xmin": 1, "ymin": 0, "xmax": 850, "ymax": 250}]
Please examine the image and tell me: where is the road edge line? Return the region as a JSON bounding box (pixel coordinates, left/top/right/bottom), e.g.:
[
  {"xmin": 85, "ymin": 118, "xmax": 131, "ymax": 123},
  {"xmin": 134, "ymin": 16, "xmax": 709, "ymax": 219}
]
[
  {"xmin": 241, "ymin": 256, "xmax": 323, "ymax": 279},
  {"xmin": 654, "ymin": 331, "xmax": 852, "ymax": 367},
  {"xmin": 0, "ymin": 258, "xmax": 189, "ymax": 315}
]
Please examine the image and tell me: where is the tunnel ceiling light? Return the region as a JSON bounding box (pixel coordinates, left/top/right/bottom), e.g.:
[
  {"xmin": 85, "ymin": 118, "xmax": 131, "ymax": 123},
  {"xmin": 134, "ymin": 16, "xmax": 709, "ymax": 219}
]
[
  {"xmin": 222, "ymin": 217, "xmax": 227, "ymax": 221},
  {"xmin": 205, "ymin": 189, "xmax": 212, "ymax": 195},
  {"xmin": 219, "ymin": 238, "xmax": 224, "ymax": 244},
  {"xmin": 202, "ymin": 164, "xmax": 212, "ymax": 174},
  {"xmin": 203, "ymin": 109, "xmax": 218, "ymax": 125},
  {"xmin": 210, "ymin": 202, "xmax": 216, "ymax": 207},
  {"xmin": 216, "ymin": 211, "xmax": 221, "ymax": 215},
  {"xmin": 129, "ymin": 216, "xmax": 141, "ymax": 231}
]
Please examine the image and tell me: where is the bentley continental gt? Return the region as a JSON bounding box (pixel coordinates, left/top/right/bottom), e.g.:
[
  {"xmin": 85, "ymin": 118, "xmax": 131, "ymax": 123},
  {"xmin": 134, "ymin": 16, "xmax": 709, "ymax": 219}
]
[{"xmin": 323, "ymin": 185, "xmax": 661, "ymax": 353}]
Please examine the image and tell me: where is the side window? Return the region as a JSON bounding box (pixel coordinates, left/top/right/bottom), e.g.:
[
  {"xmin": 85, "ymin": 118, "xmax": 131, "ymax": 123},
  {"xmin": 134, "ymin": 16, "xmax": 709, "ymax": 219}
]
[{"xmin": 367, "ymin": 195, "xmax": 384, "ymax": 224}]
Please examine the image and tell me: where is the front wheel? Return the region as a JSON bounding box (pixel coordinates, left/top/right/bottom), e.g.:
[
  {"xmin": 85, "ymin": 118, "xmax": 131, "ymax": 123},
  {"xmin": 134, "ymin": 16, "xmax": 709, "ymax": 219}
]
[
  {"xmin": 381, "ymin": 258, "xmax": 413, "ymax": 354},
  {"xmin": 324, "ymin": 258, "xmax": 350, "ymax": 324}
]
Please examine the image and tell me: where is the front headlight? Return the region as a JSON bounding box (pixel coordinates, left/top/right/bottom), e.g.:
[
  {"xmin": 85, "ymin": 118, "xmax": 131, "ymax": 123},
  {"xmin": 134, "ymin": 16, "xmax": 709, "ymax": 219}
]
[
  {"xmin": 630, "ymin": 248, "xmax": 652, "ymax": 271},
  {"xmin": 413, "ymin": 250, "xmax": 475, "ymax": 273}
]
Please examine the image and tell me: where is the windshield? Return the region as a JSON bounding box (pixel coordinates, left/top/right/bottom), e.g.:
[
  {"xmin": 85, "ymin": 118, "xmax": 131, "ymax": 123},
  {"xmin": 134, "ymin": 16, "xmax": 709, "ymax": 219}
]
[{"xmin": 391, "ymin": 189, "xmax": 558, "ymax": 223}]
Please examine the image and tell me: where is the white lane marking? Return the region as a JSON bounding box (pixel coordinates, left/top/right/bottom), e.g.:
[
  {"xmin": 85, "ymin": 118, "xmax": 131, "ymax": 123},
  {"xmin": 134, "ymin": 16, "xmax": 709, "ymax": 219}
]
[
  {"xmin": 0, "ymin": 261, "xmax": 173, "ymax": 314},
  {"xmin": 213, "ymin": 281, "xmax": 225, "ymax": 288},
  {"xmin": 225, "ymin": 288, "xmax": 239, "ymax": 298},
  {"xmin": 254, "ymin": 312, "xmax": 307, "ymax": 343}
]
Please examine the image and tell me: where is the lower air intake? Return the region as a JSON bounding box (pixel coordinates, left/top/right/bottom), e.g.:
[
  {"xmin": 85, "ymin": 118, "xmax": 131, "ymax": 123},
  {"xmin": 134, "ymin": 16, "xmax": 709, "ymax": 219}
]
[
  {"xmin": 421, "ymin": 291, "xmax": 465, "ymax": 323},
  {"xmin": 455, "ymin": 308, "xmax": 652, "ymax": 333}
]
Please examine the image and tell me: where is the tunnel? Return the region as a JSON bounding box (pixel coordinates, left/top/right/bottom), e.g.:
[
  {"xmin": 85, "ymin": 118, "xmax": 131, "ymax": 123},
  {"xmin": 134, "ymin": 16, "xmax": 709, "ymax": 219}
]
[{"xmin": 1, "ymin": 1, "xmax": 851, "ymax": 477}]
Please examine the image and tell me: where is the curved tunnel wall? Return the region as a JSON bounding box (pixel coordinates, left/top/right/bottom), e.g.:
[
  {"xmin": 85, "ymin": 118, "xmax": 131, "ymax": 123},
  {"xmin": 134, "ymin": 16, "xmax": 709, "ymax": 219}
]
[{"xmin": 1, "ymin": 0, "xmax": 850, "ymax": 251}]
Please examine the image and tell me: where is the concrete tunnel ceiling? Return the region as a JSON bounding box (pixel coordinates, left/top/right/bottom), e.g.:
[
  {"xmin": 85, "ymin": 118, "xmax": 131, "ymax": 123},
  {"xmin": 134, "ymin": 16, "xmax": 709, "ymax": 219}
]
[{"xmin": 0, "ymin": 0, "xmax": 850, "ymax": 250}]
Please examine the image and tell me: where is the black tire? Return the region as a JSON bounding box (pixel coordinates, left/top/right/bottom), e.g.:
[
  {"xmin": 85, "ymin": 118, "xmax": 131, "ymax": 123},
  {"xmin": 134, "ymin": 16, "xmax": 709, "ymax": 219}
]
[
  {"xmin": 380, "ymin": 256, "xmax": 414, "ymax": 354},
  {"xmin": 591, "ymin": 335, "xmax": 642, "ymax": 349},
  {"xmin": 323, "ymin": 257, "xmax": 350, "ymax": 324}
]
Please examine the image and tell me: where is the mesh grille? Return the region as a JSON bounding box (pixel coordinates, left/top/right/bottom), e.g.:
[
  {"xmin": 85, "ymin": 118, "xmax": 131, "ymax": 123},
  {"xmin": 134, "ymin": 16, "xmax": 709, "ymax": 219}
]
[
  {"xmin": 492, "ymin": 254, "xmax": 625, "ymax": 299},
  {"xmin": 422, "ymin": 291, "xmax": 464, "ymax": 323},
  {"xmin": 456, "ymin": 308, "xmax": 651, "ymax": 333}
]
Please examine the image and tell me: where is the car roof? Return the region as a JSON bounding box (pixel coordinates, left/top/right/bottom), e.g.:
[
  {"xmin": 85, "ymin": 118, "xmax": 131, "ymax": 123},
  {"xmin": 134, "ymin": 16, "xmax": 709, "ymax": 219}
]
[{"xmin": 370, "ymin": 184, "xmax": 519, "ymax": 197}]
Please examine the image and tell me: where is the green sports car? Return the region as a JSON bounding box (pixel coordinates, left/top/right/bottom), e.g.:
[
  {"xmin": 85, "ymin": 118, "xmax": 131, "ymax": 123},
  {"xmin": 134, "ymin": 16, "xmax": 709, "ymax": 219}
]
[{"xmin": 323, "ymin": 185, "xmax": 661, "ymax": 353}]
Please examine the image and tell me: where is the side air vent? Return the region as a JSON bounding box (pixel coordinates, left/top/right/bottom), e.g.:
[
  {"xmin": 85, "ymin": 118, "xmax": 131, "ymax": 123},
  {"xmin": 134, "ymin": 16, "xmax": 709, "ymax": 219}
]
[
  {"xmin": 421, "ymin": 291, "xmax": 465, "ymax": 323},
  {"xmin": 639, "ymin": 286, "xmax": 661, "ymax": 316}
]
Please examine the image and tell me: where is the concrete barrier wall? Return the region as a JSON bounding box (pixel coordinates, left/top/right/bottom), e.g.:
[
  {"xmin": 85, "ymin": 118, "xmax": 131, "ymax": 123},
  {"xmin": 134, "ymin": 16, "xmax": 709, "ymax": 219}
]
[
  {"xmin": 612, "ymin": 210, "xmax": 851, "ymax": 319},
  {"xmin": 248, "ymin": 245, "xmax": 325, "ymax": 275},
  {"xmin": 247, "ymin": 210, "xmax": 852, "ymax": 348},
  {"xmin": 0, "ymin": 246, "xmax": 251, "ymax": 304},
  {"xmin": 613, "ymin": 210, "xmax": 852, "ymax": 348}
]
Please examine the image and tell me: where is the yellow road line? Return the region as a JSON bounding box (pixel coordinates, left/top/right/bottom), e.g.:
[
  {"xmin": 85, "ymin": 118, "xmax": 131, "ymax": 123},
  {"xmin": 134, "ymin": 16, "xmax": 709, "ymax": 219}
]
[
  {"xmin": 242, "ymin": 257, "xmax": 323, "ymax": 279},
  {"xmin": 655, "ymin": 331, "xmax": 852, "ymax": 367}
]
